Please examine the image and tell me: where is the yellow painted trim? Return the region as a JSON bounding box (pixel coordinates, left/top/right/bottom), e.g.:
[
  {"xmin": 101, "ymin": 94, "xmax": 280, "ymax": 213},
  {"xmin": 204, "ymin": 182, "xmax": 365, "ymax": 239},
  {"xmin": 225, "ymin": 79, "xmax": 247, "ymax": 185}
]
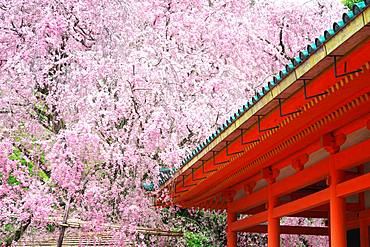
[
  {"xmin": 161, "ymin": 7, "xmax": 370, "ymax": 190},
  {"xmin": 363, "ymin": 4, "xmax": 370, "ymax": 25},
  {"xmin": 325, "ymin": 15, "xmax": 365, "ymax": 55},
  {"xmin": 295, "ymin": 46, "xmax": 327, "ymax": 79}
]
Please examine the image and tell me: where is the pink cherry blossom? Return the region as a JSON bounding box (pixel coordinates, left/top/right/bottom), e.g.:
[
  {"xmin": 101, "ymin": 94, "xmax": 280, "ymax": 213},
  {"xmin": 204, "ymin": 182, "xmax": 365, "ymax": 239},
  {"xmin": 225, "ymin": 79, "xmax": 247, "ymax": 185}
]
[{"xmin": 0, "ymin": 0, "xmax": 344, "ymax": 245}]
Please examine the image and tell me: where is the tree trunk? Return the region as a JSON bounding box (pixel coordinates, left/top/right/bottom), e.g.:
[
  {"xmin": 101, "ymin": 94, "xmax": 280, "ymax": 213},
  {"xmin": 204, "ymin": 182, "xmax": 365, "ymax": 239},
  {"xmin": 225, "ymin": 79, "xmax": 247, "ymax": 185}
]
[{"xmin": 57, "ymin": 198, "xmax": 71, "ymax": 247}]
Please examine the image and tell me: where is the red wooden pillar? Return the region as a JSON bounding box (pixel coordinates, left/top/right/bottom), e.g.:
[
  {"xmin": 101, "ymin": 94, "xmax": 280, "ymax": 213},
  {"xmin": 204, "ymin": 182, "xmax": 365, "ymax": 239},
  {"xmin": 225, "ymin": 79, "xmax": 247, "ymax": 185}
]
[
  {"xmin": 360, "ymin": 218, "xmax": 369, "ymax": 247},
  {"xmin": 329, "ymin": 158, "xmax": 346, "ymax": 247},
  {"xmin": 264, "ymin": 167, "xmax": 280, "ymax": 247},
  {"xmin": 327, "ymin": 213, "xmax": 331, "ymax": 247},
  {"xmin": 323, "ymin": 133, "xmax": 347, "ymax": 247},
  {"xmin": 268, "ymin": 187, "xmax": 280, "ymax": 247},
  {"xmin": 358, "ymin": 165, "xmax": 369, "ymax": 247},
  {"xmin": 227, "ymin": 211, "xmax": 237, "ymax": 247}
]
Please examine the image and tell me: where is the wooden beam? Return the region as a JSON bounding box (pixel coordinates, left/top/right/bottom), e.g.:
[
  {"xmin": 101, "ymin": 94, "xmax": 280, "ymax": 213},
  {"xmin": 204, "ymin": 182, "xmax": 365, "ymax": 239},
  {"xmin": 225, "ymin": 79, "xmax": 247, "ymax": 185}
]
[
  {"xmin": 273, "ymin": 189, "xmax": 330, "ymax": 219},
  {"xmin": 229, "ymin": 138, "xmax": 370, "ymax": 213},
  {"xmin": 271, "ymin": 159, "xmax": 328, "ymax": 198},
  {"xmin": 337, "ymin": 172, "xmax": 370, "ymax": 198},
  {"xmin": 245, "ymin": 225, "xmax": 329, "ymax": 236},
  {"xmin": 242, "ymin": 202, "xmax": 329, "ymax": 218},
  {"xmin": 229, "ymin": 159, "xmax": 328, "ymax": 213},
  {"xmin": 229, "ymin": 187, "xmax": 268, "ymax": 213},
  {"xmin": 241, "ymin": 204, "xmax": 267, "ymax": 215},
  {"xmin": 290, "ymin": 211, "xmax": 328, "ymax": 218},
  {"xmin": 335, "ymin": 138, "xmax": 370, "ymax": 170},
  {"xmin": 293, "ymin": 202, "xmax": 361, "ymax": 212},
  {"xmin": 230, "ymin": 211, "xmax": 268, "ymax": 232}
]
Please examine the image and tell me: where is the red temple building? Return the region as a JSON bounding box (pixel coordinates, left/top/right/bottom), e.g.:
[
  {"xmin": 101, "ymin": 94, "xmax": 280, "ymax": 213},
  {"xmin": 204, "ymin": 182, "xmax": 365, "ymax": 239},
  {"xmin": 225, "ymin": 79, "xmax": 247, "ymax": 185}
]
[{"xmin": 156, "ymin": 2, "xmax": 370, "ymax": 246}]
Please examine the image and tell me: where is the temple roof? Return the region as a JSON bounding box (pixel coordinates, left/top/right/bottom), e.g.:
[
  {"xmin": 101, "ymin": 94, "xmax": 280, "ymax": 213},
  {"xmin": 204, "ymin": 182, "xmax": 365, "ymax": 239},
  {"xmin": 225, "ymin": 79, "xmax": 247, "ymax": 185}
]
[{"xmin": 147, "ymin": 1, "xmax": 370, "ymax": 192}]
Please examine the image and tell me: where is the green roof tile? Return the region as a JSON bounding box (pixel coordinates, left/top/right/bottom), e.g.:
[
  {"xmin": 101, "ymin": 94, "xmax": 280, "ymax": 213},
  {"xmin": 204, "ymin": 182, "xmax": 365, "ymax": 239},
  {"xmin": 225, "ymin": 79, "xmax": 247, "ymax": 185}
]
[
  {"xmin": 315, "ymin": 35, "xmax": 326, "ymax": 47},
  {"xmin": 299, "ymin": 50, "xmax": 309, "ymax": 60},
  {"xmin": 324, "ymin": 29, "xmax": 335, "ymax": 39},
  {"xmin": 307, "ymin": 43, "xmax": 317, "ymax": 54}
]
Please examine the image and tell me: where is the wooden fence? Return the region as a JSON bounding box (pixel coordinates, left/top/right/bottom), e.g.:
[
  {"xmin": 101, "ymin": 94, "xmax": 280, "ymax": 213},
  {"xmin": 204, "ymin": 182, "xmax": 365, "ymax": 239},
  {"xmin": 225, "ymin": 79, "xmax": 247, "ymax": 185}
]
[{"xmin": 17, "ymin": 218, "xmax": 183, "ymax": 246}]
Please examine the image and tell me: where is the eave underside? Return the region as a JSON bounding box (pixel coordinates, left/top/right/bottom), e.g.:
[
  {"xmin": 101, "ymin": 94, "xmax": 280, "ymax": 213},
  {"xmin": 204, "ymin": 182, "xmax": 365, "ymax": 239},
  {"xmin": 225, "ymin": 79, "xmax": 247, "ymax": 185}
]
[
  {"xmin": 159, "ymin": 4, "xmax": 370, "ymax": 191},
  {"xmin": 157, "ymin": 36, "xmax": 370, "ymax": 208}
]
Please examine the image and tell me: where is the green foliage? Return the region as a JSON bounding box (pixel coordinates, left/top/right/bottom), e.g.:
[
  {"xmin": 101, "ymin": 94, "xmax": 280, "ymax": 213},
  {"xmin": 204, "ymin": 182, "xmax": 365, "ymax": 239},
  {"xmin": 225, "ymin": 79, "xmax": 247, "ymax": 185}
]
[
  {"xmin": 1, "ymin": 219, "xmax": 32, "ymax": 246},
  {"xmin": 8, "ymin": 148, "xmax": 22, "ymax": 161},
  {"xmin": 341, "ymin": 0, "xmax": 363, "ymax": 8},
  {"xmin": 35, "ymin": 153, "xmax": 49, "ymax": 182},
  {"xmin": 38, "ymin": 169, "xmax": 50, "ymax": 182},
  {"xmin": 185, "ymin": 232, "xmax": 209, "ymax": 247},
  {"xmin": 40, "ymin": 152, "xmax": 46, "ymax": 164},
  {"xmin": 4, "ymin": 223, "xmax": 14, "ymax": 232},
  {"xmin": 116, "ymin": 117, "xmax": 128, "ymax": 129},
  {"xmin": 161, "ymin": 208, "xmax": 227, "ymax": 247},
  {"xmin": 9, "ymin": 147, "xmax": 50, "ymax": 182},
  {"xmin": 46, "ymin": 224, "xmax": 56, "ymax": 233},
  {"xmin": 7, "ymin": 175, "xmax": 20, "ymax": 186},
  {"xmin": 1, "ymin": 224, "xmax": 15, "ymax": 246}
]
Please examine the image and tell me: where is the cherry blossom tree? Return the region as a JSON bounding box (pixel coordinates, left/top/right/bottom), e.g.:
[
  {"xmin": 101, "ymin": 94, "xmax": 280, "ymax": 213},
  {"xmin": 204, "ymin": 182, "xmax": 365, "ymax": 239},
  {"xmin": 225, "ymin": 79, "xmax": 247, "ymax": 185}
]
[{"xmin": 0, "ymin": 0, "xmax": 344, "ymax": 245}]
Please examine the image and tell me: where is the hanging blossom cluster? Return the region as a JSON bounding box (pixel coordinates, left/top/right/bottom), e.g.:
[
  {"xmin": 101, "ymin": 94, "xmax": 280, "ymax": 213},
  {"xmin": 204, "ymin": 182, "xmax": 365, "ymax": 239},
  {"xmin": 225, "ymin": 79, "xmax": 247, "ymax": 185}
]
[{"xmin": 0, "ymin": 0, "xmax": 343, "ymax": 245}]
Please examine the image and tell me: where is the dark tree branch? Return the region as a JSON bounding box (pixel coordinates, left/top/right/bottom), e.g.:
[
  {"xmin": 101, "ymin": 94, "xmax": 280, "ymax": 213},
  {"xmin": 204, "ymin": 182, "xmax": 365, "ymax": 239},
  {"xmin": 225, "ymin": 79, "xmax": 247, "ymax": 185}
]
[{"xmin": 5, "ymin": 217, "xmax": 32, "ymax": 246}]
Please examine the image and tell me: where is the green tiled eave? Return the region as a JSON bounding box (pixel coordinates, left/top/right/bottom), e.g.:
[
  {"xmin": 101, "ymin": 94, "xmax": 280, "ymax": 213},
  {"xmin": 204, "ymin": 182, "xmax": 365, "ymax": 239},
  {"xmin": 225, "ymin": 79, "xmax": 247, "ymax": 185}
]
[
  {"xmin": 143, "ymin": 167, "xmax": 176, "ymax": 191},
  {"xmin": 155, "ymin": 1, "xmax": 370, "ymax": 191}
]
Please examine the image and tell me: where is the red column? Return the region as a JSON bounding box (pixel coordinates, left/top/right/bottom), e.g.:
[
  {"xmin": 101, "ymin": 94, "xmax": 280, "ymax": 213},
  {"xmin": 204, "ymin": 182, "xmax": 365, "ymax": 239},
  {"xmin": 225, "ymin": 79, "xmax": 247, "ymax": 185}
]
[
  {"xmin": 329, "ymin": 157, "xmax": 346, "ymax": 247},
  {"xmin": 327, "ymin": 214, "xmax": 331, "ymax": 247},
  {"xmin": 227, "ymin": 210, "xmax": 237, "ymax": 247},
  {"xmin": 268, "ymin": 183, "xmax": 280, "ymax": 247},
  {"xmin": 360, "ymin": 218, "xmax": 369, "ymax": 247},
  {"xmin": 358, "ymin": 165, "xmax": 369, "ymax": 247}
]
